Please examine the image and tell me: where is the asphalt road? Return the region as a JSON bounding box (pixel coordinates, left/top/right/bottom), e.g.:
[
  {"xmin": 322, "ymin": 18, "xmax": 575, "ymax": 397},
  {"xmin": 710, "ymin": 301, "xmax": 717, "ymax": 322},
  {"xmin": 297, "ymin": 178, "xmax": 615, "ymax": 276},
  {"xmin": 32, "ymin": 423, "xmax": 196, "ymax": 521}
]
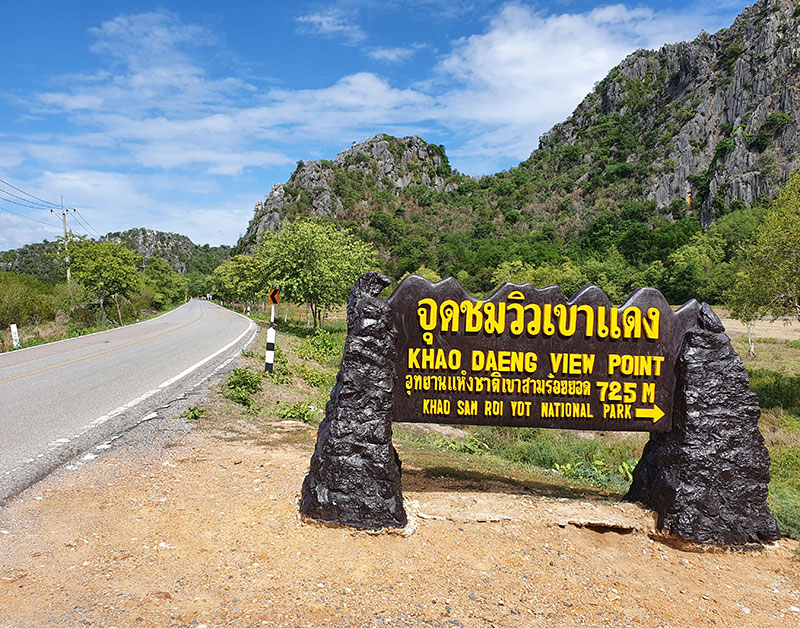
[{"xmin": 0, "ymin": 299, "xmax": 257, "ymax": 503}]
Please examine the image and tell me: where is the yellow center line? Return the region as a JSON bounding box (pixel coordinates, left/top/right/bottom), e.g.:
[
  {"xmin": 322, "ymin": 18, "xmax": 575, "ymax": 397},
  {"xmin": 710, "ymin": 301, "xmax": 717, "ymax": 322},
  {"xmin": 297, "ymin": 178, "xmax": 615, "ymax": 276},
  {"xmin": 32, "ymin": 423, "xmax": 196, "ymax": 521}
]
[{"xmin": 0, "ymin": 314, "xmax": 204, "ymax": 385}]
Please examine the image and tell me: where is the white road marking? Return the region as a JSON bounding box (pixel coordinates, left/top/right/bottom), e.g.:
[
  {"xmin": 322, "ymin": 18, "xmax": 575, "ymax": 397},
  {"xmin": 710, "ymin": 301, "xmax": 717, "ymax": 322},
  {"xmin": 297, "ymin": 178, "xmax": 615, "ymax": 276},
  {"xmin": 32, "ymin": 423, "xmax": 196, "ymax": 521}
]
[{"xmin": 6, "ymin": 317, "xmax": 257, "ymax": 474}]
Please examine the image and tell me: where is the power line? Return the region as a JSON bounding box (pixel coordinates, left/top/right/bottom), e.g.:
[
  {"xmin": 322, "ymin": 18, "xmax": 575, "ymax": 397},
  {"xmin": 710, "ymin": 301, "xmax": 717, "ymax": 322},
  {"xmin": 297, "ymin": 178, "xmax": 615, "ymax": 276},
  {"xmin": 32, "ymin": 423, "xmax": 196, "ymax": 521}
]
[
  {"xmin": 65, "ymin": 215, "xmax": 90, "ymax": 237},
  {"xmin": 0, "ymin": 194, "xmax": 61, "ymax": 211},
  {"xmin": 0, "ymin": 188, "xmax": 58, "ymax": 210},
  {"xmin": 0, "ymin": 176, "xmax": 61, "ymax": 209},
  {"xmin": 0, "ymin": 205, "xmax": 61, "ymax": 228},
  {"xmin": 74, "ymin": 210, "xmax": 104, "ymax": 238}
]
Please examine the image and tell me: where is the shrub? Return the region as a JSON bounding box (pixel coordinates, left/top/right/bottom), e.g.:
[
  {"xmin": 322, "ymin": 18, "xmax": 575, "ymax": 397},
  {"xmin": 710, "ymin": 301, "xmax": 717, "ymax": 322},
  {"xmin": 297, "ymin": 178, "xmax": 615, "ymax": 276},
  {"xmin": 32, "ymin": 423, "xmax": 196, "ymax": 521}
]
[
  {"xmin": 222, "ymin": 367, "xmax": 262, "ymax": 410},
  {"xmin": 295, "ymin": 363, "xmax": 334, "ymax": 388},
  {"xmin": 267, "ymin": 346, "xmax": 292, "ymax": 384},
  {"xmin": 274, "ymin": 401, "xmax": 317, "ymax": 424}
]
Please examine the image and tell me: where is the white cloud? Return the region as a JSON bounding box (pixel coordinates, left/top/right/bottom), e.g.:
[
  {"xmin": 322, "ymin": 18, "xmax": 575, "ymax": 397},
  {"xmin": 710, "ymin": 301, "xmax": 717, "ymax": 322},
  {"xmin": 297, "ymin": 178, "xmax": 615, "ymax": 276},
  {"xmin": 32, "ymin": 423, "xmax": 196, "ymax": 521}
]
[
  {"xmin": 0, "ymin": 213, "xmax": 60, "ymax": 250},
  {"xmin": 26, "ymin": 170, "xmax": 258, "ymax": 246},
  {"xmin": 88, "ymin": 11, "xmax": 215, "ymax": 70},
  {"xmin": 295, "ymin": 9, "xmax": 367, "ymax": 44},
  {"xmin": 433, "ymin": 3, "xmax": 737, "ymax": 172},
  {"xmin": 24, "ymin": 5, "xmax": 736, "ymax": 180},
  {"xmin": 367, "ymin": 44, "xmax": 426, "ymax": 63},
  {"xmin": 1, "ymin": 3, "xmax": 746, "ymax": 250}
]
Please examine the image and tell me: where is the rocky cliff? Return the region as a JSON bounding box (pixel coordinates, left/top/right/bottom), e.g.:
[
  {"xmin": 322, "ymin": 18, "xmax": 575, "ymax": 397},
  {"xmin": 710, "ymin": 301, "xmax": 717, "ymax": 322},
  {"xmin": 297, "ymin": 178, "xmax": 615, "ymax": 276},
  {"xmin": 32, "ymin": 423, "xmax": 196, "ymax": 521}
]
[
  {"xmin": 538, "ymin": 0, "xmax": 800, "ymax": 226},
  {"xmin": 101, "ymin": 228, "xmax": 196, "ymax": 273},
  {"xmin": 238, "ymin": 134, "xmax": 456, "ymax": 252},
  {"xmin": 241, "ymin": 0, "xmax": 800, "ymax": 249}
]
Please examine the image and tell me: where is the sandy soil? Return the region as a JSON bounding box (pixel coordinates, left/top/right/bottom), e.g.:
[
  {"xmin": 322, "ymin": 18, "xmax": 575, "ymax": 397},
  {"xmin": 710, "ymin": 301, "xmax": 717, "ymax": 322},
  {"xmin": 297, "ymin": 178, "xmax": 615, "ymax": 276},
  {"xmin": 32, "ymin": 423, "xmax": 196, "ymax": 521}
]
[
  {"xmin": 717, "ymin": 316, "xmax": 800, "ymax": 342},
  {"xmin": 1, "ymin": 412, "xmax": 798, "ymax": 628}
]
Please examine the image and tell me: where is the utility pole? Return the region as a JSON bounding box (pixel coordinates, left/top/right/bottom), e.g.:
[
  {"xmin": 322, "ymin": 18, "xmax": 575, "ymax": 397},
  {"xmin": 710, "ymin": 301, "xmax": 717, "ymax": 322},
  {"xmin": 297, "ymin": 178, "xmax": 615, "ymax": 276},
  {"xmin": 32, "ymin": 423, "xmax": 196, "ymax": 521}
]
[{"xmin": 52, "ymin": 197, "xmax": 76, "ymax": 284}]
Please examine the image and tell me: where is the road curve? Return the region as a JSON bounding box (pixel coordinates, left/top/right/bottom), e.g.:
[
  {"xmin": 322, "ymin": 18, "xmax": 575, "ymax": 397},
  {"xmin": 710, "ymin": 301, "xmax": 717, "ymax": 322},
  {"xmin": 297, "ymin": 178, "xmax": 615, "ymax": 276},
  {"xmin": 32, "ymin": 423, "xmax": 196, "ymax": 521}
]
[{"xmin": 0, "ymin": 299, "xmax": 257, "ymax": 503}]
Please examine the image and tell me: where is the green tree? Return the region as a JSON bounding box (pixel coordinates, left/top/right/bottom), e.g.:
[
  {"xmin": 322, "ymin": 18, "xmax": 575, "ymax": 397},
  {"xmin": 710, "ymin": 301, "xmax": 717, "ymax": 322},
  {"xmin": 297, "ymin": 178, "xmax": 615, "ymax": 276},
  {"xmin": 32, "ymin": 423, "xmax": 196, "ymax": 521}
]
[
  {"xmin": 62, "ymin": 237, "xmax": 141, "ymax": 325},
  {"xmin": 210, "ymin": 254, "xmax": 266, "ymax": 306},
  {"xmin": 728, "ymin": 170, "xmax": 800, "ymax": 325},
  {"xmin": 492, "ymin": 260, "xmax": 588, "ymax": 298},
  {"xmin": 142, "ymin": 256, "xmax": 188, "ymax": 309},
  {"xmin": 257, "ymin": 219, "xmax": 376, "ymax": 327},
  {"xmin": 0, "ymin": 272, "xmax": 57, "ymax": 329},
  {"xmin": 666, "ymin": 231, "xmax": 728, "ymax": 304}
]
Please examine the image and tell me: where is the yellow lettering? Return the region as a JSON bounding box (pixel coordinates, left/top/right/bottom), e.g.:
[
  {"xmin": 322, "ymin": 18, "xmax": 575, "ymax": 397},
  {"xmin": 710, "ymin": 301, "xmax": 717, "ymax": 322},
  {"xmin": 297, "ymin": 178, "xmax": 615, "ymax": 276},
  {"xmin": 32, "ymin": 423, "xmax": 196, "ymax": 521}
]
[
  {"xmin": 422, "ymin": 398, "xmax": 450, "ymax": 415},
  {"xmin": 472, "ymin": 350, "xmax": 537, "ymax": 374},
  {"xmin": 608, "ymin": 354, "xmax": 666, "ymax": 377},
  {"xmin": 457, "ymin": 399, "xmax": 478, "ymax": 416},
  {"xmin": 484, "ymin": 400, "xmax": 504, "ymax": 416}
]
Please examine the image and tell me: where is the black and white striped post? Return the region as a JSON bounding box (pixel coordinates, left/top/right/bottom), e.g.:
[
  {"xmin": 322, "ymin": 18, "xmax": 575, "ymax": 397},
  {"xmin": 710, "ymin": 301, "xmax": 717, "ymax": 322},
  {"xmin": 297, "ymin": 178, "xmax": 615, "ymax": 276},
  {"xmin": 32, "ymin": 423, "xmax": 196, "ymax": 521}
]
[{"xmin": 265, "ymin": 289, "xmax": 279, "ymax": 373}]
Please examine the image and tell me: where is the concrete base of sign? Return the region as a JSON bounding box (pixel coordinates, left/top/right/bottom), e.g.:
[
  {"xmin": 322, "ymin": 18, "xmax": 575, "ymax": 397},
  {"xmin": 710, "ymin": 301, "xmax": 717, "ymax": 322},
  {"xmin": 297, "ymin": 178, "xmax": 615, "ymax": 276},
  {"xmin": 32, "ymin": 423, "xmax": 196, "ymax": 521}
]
[
  {"xmin": 300, "ymin": 273, "xmax": 407, "ymax": 530},
  {"xmin": 625, "ymin": 304, "xmax": 780, "ymax": 547}
]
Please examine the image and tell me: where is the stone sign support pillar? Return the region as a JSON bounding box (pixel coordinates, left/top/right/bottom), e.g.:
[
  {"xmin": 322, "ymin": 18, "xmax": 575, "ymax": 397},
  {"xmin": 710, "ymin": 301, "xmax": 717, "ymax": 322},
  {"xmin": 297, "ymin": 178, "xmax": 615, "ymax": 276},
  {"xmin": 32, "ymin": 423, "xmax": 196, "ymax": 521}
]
[
  {"xmin": 624, "ymin": 304, "xmax": 780, "ymax": 546},
  {"xmin": 300, "ymin": 272, "xmax": 407, "ymax": 529}
]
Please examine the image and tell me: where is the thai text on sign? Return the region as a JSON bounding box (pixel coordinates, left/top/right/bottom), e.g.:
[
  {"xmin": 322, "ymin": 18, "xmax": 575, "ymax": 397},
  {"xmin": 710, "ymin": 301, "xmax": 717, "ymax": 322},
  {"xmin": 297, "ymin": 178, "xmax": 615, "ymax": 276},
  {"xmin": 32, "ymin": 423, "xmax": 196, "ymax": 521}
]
[{"xmin": 389, "ymin": 276, "xmax": 699, "ymax": 432}]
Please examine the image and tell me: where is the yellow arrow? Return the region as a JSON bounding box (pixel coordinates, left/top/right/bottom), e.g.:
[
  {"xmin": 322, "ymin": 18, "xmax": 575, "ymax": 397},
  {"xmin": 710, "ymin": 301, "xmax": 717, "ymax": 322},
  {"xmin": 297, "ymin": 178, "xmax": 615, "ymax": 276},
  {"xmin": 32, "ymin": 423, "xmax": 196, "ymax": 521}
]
[{"xmin": 635, "ymin": 405, "xmax": 665, "ymax": 423}]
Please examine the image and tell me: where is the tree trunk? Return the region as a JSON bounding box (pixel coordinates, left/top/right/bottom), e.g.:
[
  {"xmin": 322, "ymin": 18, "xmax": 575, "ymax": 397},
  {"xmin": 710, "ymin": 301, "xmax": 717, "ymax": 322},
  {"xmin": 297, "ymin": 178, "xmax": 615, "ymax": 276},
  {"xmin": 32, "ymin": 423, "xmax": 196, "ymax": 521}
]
[
  {"xmin": 98, "ymin": 295, "xmax": 110, "ymax": 325},
  {"xmin": 306, "ymin": 303, "xmax": 311, "ymax": 329},
  {"xmin": 746, "ymin": 322, "xmax": 756, "ymax": 357},
  {"xmin": 113, "ymin": 293, "xmax": 123, "ymax": 325}
]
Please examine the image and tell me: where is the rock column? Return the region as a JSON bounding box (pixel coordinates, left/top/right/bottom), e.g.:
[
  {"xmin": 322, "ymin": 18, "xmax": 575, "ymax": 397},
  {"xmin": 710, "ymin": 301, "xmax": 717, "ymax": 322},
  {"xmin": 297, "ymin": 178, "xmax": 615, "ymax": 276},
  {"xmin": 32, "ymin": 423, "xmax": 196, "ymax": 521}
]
[
  {"xmin": 625, "ymin": 304, "xmax": 780, "ymax": 546},
  {"xmin": 300, "ymin": 273, "xmax": 406, "ymax": 529}
]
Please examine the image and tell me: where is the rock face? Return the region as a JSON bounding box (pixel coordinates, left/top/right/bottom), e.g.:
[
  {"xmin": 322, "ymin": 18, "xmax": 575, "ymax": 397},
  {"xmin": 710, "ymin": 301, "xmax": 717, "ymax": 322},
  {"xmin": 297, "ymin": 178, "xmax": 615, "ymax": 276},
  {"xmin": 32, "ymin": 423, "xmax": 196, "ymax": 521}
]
[
  {"xmin": 540, "ymin": 0, "xmax": 800, "ymax": 226},
  {"xmin": 1, "ymin": 228, "xmax": 230, "ymax": 283},
  {"xmin": 300, "ymin": 272, "xmax": 407, "ymax": 530},
  {"xmin": 238, "ymin": 135, "xmax": 454, "ymax": 252},
  {"xmin": 241, "ymin": 1, "xmax": 800, "ymax": 252},
  {"xmin": 101, "ymin": 228, "xmax": 195, "ymax": 273},
  {"xmin": 625, "ymin": 304, "xmax": 780, "ymax": 547}
]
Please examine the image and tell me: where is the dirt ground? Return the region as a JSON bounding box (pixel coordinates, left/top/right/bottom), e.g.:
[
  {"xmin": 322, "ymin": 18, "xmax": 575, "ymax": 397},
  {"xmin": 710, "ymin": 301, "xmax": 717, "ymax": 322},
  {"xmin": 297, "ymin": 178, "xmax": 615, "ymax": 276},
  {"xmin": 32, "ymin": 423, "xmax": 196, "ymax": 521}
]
[
  {"xmin": 1, "ymin": 408, "xmax": 799, "ymax": 628},
  {"xmin": 717, "ymin": 315, "xmax": 800, "ymax": 342}
]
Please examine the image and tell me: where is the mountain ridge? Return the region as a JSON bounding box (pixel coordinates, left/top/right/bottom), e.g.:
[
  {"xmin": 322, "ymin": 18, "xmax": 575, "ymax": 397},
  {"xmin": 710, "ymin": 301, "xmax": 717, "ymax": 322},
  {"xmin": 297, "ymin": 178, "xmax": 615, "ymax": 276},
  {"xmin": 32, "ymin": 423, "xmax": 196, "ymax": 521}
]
[
  {"xmin": 0, "ymin": 228, "xmax": 231, "ymax": 286},
  {"xmin": 239, "ymin": 0, "xmax": 799, "ymax": 252}
]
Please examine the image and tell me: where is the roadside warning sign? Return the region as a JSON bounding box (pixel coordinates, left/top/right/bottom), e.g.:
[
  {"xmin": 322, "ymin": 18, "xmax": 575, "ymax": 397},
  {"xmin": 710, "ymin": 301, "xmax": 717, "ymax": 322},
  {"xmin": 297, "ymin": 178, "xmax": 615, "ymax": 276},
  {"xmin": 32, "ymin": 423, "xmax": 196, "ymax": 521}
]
[{"xmin": 269, "ymin": 289, "xmax": 280, "ymax": 305}]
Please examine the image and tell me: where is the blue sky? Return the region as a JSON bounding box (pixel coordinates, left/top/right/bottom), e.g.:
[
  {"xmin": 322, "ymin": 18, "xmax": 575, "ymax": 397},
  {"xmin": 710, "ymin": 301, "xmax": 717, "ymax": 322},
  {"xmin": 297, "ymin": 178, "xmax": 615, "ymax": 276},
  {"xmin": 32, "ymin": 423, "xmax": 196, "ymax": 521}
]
[{"xmin": 1, "ymin": 1, "xmax": 748, "ymax": 250}]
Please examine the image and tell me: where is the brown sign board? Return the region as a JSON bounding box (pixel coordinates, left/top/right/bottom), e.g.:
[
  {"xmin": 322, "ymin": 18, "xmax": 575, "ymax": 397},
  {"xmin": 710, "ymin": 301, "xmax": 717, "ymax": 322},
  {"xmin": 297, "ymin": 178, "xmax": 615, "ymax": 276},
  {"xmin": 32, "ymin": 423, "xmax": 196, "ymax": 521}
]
[{"xmin": 389, "ymin": 276, "xmax": 700, "ymax": 432}]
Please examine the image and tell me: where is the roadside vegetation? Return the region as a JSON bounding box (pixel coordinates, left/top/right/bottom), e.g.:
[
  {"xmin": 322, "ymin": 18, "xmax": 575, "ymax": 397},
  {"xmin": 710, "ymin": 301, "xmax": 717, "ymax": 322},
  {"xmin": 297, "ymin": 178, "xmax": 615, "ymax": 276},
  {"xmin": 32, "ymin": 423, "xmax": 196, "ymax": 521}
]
[{"xmin": 0, "ymin": 236, "xmax": 190, "ymax": 351}]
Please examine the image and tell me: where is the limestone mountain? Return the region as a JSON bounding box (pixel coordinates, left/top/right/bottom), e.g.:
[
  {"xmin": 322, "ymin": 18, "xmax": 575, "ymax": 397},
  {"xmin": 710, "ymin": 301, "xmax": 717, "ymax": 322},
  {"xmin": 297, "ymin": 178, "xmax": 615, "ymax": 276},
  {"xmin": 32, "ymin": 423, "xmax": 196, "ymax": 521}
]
[
  {"xmin": 535, "ymin": 0, "xmax": 800, "ymax": 227},
  {"xmin": 240, "ymin": 0, "xmax": 799, "ymax": 255},
  {"xmin": 237, "ymin": 134, "xmax": 457, "ymax": 252},
  {"xmin": 1, "ymin": 228, "xmax": 231, "ymax": 286},
  {"xmin": 101, "ymin": 228, "xmax": 196, "ymax": 274}
]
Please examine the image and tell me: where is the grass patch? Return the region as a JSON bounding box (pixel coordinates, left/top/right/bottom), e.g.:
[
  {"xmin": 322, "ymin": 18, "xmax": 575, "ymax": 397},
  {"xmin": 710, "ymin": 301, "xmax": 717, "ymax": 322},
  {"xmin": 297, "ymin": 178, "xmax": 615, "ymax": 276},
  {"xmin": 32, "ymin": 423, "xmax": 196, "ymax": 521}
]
[
  {"xmin": 471, "ymin": 427, "xmax": 645, "ymax": 490},
  {"xmin": 294, "ymin": 363, "xmax": 335, "ymax": 388},
  {"xmin": 297, "ymin": 328, "xmax": 345, "ymax": 366},
  {"xmin": 768, "ymin": 444, "xmax": 800, "ymax": 539},
  {"xmin": 749, "ymin": 369, "xmax": 800, "ymax": 412},
  {"xmin": 788, "ymin": 340, "xmax": 800, "ymax": 350},
  {"xmin": 754, "ymin": 337, "xmax": 779, "ymax": 344},
  {"xmin": 180, "ymin": 407, "xmax": 205, "ymax": 420},
  {"xmin": 399, "ymin": 426, "xmax": 645, "ymax": 493}
]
